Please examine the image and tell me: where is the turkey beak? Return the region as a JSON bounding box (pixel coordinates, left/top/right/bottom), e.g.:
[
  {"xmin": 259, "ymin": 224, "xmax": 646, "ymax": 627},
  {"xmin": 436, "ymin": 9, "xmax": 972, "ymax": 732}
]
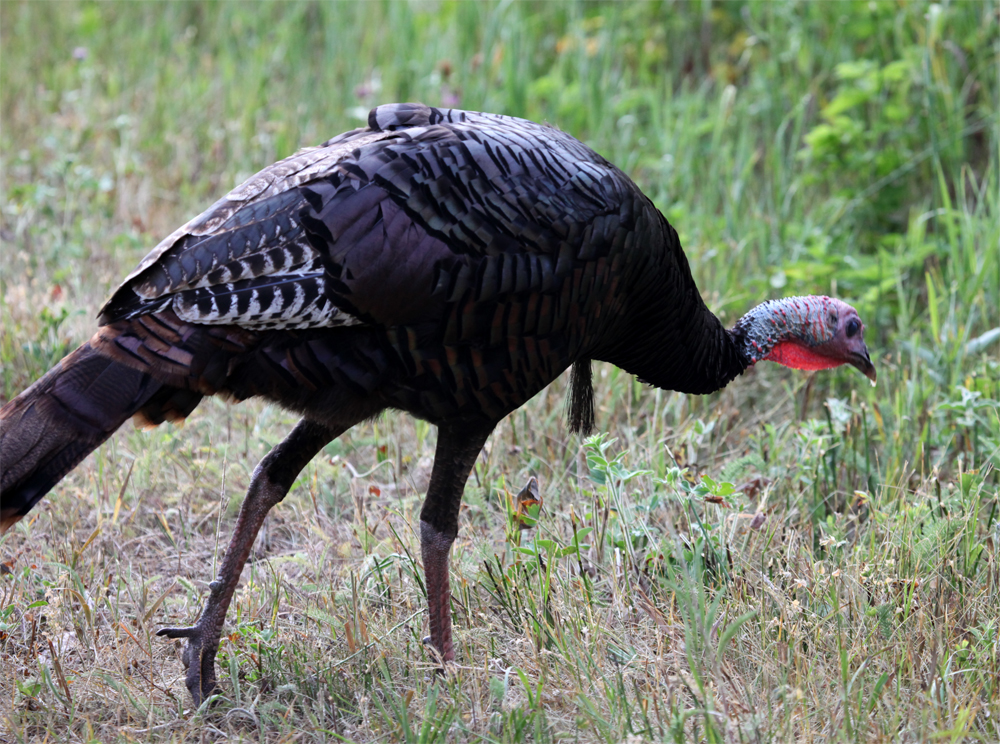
[{"xmin": 851, "ymin": 345, "xmax": 877, "ymax": 384}]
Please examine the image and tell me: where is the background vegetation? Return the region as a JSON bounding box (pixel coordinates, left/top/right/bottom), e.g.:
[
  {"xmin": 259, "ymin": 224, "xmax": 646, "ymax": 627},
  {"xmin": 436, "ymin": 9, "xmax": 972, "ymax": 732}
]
[{"xmin": 1, "ymin": 1, "xmax": 997, "ymax": 741}]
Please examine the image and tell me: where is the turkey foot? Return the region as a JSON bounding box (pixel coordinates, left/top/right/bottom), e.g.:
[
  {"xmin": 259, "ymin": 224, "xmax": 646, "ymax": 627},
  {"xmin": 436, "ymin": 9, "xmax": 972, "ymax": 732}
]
[
  {"xmin": 157, "ymin": 574, "xmax": 237, "ymax": 705},
  {"xmin": 157, "ymin": 620, "xmax": 221, "ymax": 705}
]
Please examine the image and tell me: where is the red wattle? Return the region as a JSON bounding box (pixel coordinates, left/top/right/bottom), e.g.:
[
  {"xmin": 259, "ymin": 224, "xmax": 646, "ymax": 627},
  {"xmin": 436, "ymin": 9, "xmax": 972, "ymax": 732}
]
[{"xmin": 764, "ymin": 340, "xmax": 840, "ymax": 371}]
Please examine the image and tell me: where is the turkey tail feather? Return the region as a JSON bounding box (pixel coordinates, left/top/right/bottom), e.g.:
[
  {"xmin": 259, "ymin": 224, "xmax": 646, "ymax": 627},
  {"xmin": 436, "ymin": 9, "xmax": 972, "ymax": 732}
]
[{"xmin": 0, "ymin": 341, "xmax": 167, "ymax": 532}]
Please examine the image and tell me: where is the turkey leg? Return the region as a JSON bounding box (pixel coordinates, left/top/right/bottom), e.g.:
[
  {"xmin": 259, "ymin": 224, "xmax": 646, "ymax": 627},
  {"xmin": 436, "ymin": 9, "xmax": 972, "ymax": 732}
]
[
  {"xmin": 419, "ymin": 422, "xmax": 495, "ymax": 664},
  {"xmin": 157, "ymin": 418, "xmax": 341, "ymax": 706}
]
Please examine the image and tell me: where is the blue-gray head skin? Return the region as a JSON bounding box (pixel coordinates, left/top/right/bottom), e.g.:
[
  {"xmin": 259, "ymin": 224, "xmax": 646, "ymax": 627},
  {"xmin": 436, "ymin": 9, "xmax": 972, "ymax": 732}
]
[{"xmin": 733, "ymin": 296, "xmax": 876, "ymax": 383}]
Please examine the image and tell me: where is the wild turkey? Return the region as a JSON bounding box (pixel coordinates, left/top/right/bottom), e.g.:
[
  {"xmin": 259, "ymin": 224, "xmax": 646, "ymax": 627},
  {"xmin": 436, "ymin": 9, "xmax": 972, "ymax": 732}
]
[{"xmin": 0, "ymin": 103, "xmax": 875, "ymax": 704}]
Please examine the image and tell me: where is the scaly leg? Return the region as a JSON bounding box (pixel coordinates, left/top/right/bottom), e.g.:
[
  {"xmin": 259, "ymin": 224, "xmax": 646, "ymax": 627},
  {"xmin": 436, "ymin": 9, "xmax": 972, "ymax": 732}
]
[
  {"xmin": 157, "ymin": 418, "xmax": 341, "ymax": 705},
  {"xmin": 419, "ymin": 422, "xmax": 495, "ymax": 664}
]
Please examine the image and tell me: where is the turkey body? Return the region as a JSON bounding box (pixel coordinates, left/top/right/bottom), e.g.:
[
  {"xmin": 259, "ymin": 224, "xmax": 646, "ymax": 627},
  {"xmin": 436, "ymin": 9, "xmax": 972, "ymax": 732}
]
[
  {"xmin": 1, "ymin": 104, "xmax": 807, "ymax": 705},
  {"xmin": 94, "ymin": 104, "xmax": 738, "ymax": 427}
]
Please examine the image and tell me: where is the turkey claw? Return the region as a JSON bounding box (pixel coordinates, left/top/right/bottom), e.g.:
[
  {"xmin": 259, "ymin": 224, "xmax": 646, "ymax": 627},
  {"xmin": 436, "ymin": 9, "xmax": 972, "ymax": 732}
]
[{"xmin": 157, "ymin": 624, "xmax": 219, "ymax": 706}]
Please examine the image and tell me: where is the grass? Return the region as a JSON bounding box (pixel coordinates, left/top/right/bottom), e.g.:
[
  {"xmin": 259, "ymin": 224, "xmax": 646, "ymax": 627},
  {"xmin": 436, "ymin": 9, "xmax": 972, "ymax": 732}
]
[{"xmin": 1, "ymin": 1, "xmax": 998, "ymax": 741}]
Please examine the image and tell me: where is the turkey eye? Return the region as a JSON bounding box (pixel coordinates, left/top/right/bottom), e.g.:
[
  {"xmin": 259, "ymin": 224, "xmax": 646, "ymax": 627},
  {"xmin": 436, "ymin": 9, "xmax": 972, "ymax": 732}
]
[{"xmin": 846, "ymin": 319, "xmax": 860, "ymax": 338}]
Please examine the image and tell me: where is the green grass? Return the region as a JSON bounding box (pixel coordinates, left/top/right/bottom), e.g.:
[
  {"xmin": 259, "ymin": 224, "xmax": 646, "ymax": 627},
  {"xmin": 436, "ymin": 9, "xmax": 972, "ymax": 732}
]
[{"xmin": 1, "ymin": 1, "xmax": 998, "ymax": 741}]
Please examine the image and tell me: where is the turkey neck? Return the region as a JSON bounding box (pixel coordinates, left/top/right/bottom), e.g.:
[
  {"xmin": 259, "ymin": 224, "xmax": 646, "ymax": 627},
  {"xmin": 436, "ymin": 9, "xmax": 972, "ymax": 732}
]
[
  {"xmin": 603, "ymin": 290, "xmax": 846, "ymax": 395},
  {"xmin": 593, "ymin": 218, "xmax": 749, "ymax": 396}
]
